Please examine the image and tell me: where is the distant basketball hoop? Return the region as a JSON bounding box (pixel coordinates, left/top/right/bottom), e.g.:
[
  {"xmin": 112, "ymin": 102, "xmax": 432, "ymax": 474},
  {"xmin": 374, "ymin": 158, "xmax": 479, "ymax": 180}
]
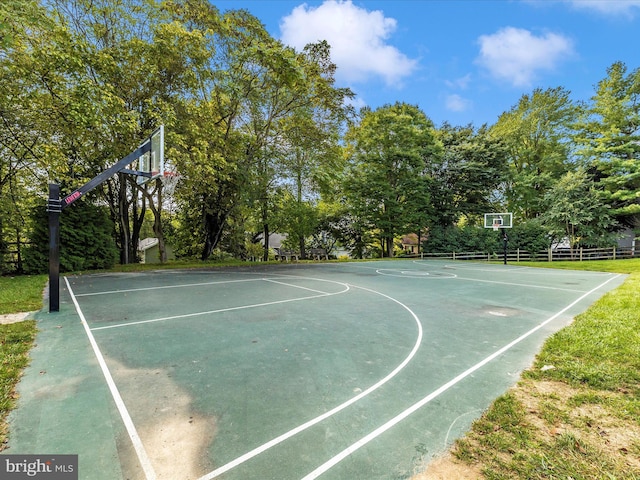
[
  {"xmin": 484, "ymin": 213, "xmax": 512, "ymax": 230},
  {"xmin": 484, "ymin": 212, "xmax": 513, "ymax": 265}
]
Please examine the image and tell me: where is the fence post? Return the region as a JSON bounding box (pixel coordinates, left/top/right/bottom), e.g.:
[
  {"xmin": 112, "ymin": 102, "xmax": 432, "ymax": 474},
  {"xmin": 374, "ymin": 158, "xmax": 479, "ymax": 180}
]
[
  {"xmin": 613, "ymin": 246, "xmax": 616, "ymax": 260},
  {"xmin": 548, "ymin": 248, "xmax": 552, "ymax": 262},
  {"xmin": 453, "ymin": 251, "xmax": 456, "ymax": 260},
  {"xmin": 517, "ymin": 248, "xmax": 520, "ymax": 262},
  {"xmin": 580, "ymin": 247, "xmax": 583, "ymax": 261}
]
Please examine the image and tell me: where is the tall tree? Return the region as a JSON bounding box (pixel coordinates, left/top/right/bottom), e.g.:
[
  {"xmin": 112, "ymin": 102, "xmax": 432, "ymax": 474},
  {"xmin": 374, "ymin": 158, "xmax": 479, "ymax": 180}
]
[
  {"xmin": 169, "ymin": 6, "xmax": 352, "ymax": 260},
  {"xmin": 491, "ymin": 87, "xmax": 581, "ymax": 219},
  {"xmin": 344, "ymin": 103, "xmax": 439, "ymax": 257},
  {"xmin": 1, "ymin": 0, "xmax": 181, "ymax": 264},
  {"xmin": 0, "ymin": 1, "xmax": 61, "ymax": 271},
  {"xmin": 274, "ymin": 89, "xmax": 348, "ymax": 258},
  {"xmin": 540, "ymin": 168, "xmax": 616, "ymax": 252},
  {"xmin": 575, "ymin": 62, "xmax": 640, "ymax": 230},
  {"xmin": 431, "ymin": 123, "xmax": 508, "ymax": 227}
]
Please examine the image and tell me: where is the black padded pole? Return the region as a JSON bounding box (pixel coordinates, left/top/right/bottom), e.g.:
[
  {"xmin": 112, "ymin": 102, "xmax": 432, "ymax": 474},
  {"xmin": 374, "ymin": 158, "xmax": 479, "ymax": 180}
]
[{"xmin": 48, "ymin": 184, "xmax": 62, "ymax": 312}]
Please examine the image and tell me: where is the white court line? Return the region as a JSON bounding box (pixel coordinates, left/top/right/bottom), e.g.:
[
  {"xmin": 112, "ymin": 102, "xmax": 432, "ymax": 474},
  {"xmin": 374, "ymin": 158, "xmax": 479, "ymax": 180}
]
[
  {"xmin": 345, "ymin": 262, "xmax": 592, "ymax": 292},
  {"xmin": 376, "ymin": 269, "xmax": 457, "ymax": 279},
  {"xmin": 413, "ymin": 260, "xmax": 529, "ymax": 272},
  {"xmin": 196, "ymin": 283, "xmax": 424, "ymax": 480},
  {"xmin": 262, "ymin": 278, "xmax": 335, "ymax": 295},
  {"xmin": 65, "ymin": 277, "xmax": 157, "ymax": 480},
  {"xmin": 451, "ymin": 275, "xmax": 591, "ymax": 293},
  {"xmin": 300, "ymin": 273, "xmax": 622, "ymax": 479},
  {"xmin": 444, "ymin": 409, "xmax": 482, "ymax": 448},
  {"xmin": 90, "ymin": 281, "xmax": 349, "ymax": 331},
  {"xmin": 437, "ymin": 262, "xmax": 612, "ymax": 276},
  {"xmin": 74, "ymin": 277, "xmax": 262, "ymax": 297}
]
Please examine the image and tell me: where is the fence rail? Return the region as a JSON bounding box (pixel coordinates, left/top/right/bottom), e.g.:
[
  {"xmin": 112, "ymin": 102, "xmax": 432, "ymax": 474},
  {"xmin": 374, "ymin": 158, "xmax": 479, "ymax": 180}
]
[
  {"xmin": 1, "ymin": 241, "xmax": 28, "ymax": 273},
  {"xmin": 420, "ymin": 246, "xmax": 636, "ymax": 262}
]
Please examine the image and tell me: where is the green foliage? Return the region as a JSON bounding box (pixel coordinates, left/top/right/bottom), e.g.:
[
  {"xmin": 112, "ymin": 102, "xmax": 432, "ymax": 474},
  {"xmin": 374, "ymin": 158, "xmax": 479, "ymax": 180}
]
[
  {"xmin": 345, "ymin": 102, "xmax": 439, "ymax": 257},
  {"xmin": 508, "ymin": 221, "xmax": 551, "ymax": 255},
  {"xmin": 244, "ymin": 240, "xmax": 264, "ymax": 261},
  {"xmin": 432, "ymin": 123, "xmax": 509, "ymax": 227},
  {"xmin": 540, "ymin": 168, "xmax": 618, "ymax": 248},
  {"xmin": 424, "ymin": 221, "xmax": 549, "ymax": 255},
  {"xmin": 23, "ymin": 201, "xmax": 118, "ymax": 273},
  {"xmin": 425, "ymin": 224, "xmax": 500, "ymax": 253},
  {"xmin": 575, "ymin": 62, "xmax": 640, "ymax": 229},
  {"xmin": 491, "ymin": 87, "xmax": 580, "ymax": 219},
  {"xmin": 276, "ymin": 192, "xmax": 319, "ymax": 256}
]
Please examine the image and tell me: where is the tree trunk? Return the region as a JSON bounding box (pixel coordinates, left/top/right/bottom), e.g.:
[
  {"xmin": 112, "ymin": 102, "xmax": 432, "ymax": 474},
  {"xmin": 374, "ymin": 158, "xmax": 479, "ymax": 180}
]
[
  {"xmin": 118, "ymin": 173, "xmax": 130, "ymax": 264},
  {"xmin": 145, "ymin": 178, "xmax": 166, "ymax": 263},
  {"xmin": 130, "ymin": 182, "xmax": 145, "ymax": 263},
  {"xmin": 201, "ymin": 210, "xmax": 228, "ymax": 261},
  {"xmin": 386, "ymin": 233, "xmax": 394, "ymax": 258},
  {"xmin": 262, "ymin": 222, "xmax": 270, "ymax": 262}
]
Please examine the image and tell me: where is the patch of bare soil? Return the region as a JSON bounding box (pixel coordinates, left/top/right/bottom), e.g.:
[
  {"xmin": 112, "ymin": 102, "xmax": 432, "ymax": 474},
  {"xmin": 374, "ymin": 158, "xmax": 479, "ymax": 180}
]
[
  {"xmin": 0, "ymin": 312, "xmax": 32, "ymax": 324},
  {"xmin": 514, "ymin": 379, "xmax": 640, "ymax": 471},
  {"xmin": 109, "ymin": 359, "xmax": 217, "ymax": 479},
  {"xmin": 411, "ymin": 451, "xmax": 483, "ymax": 479}
]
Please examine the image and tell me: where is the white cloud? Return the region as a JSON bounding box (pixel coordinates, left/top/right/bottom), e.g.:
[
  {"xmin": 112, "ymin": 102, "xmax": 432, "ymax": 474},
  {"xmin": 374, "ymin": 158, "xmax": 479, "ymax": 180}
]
[
  {"xmin": 445, "ymin": 74, "xmax": 472, "ymax": 90},
  {"xmin": 445, "ymin": 94, "xmax": 472, "ymax": 112},
  {"xmin": 279, "ymin": 0, "xmax": 418, "ymax": 86},
  {"xmin": 475, "ymin": 27, "xmax": 574, "ymax": 87},
  {"xmin": 568, "ymin": 0, "xmax": 640, "ymax": 16}
]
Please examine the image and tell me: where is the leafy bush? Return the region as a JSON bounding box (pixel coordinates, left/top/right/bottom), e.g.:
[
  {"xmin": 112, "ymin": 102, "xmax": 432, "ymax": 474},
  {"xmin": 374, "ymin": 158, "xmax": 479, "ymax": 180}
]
[
  {"xmin": 22, "ymin": 201, "xmax": 119, "ymax": 273},
  {"xmin": 425, "ymin": 221, "xmax": 550, "ymax": 255}
]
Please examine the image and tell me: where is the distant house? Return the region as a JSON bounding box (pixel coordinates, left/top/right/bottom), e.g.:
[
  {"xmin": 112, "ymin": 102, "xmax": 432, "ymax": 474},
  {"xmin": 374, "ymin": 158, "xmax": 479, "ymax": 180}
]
[
  {"xmin": 263, "ymin": 233, "xmax": 286, "ymax": 252},
  {"xmin": 138, "ymin": 238, "xmax": 175, "ymax": 263},
  {"xmin": 401, "ymin": 233, "xmax": 420, "ymax": 254},
  {"xmin": 618, "ymin": 227, "xmax": 637, "ymax": 251}
]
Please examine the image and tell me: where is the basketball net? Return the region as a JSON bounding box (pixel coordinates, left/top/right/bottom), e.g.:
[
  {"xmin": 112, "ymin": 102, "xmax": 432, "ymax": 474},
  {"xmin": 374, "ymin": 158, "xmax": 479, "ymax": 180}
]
[
  {"xmin": 160, "ymin": 171, "xmax": 181, "ymax": 195},
  {"xmin": 492, "ymin": 222, "xmax": 500, "ymax": 232}
]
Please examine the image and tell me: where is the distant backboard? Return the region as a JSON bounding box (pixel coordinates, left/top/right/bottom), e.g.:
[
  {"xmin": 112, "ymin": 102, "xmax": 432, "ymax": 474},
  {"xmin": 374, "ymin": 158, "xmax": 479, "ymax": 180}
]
[
  {"xmin": 137, "ymin": 125, "xmax": 164, "ymax": 184},
  {"xmin": 484, "ymin": 212, "xmax": 513, "ymax": 230}
]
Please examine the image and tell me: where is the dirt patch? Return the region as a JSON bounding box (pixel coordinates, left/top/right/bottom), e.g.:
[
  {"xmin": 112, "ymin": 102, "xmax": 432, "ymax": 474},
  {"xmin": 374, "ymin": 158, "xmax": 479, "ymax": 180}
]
[
  {"xmin": 514, "ymin": 379, "xmax": 640, "ymax": 471},
  {"xmin": 411, "ymin": 452, "xmax": 483, "ymax": 479},
  {"xmin": 109, "ymin": 359, "xmax": 217, "ymax": 479},
  {"xmin": 0, "ymin": 312, "xmax": 33, "ymax": 324}
]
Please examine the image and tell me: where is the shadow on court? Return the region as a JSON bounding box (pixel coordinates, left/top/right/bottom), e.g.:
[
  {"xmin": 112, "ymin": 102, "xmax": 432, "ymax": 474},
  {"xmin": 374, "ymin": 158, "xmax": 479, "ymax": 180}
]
[{"xmin": 6, "ymin": 261, "xmax": 626, "ymax": 479}]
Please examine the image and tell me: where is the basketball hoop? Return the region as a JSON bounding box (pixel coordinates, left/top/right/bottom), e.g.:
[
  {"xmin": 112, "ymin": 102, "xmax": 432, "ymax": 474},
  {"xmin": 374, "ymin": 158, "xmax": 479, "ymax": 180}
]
[
  {"xmin": 160, "ymin": 171, "xmax": 181, "ymax": 195},
  {"xmin": 492, "ymin": 222, "xmax": 500, "ymax": 232}
]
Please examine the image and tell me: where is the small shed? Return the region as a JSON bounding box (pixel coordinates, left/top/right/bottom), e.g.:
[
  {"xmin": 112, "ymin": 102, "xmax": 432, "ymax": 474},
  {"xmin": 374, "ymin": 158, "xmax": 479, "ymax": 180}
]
[{"xmin": 139, "ymin": 238, "xmax": 175, "ymax": 264}]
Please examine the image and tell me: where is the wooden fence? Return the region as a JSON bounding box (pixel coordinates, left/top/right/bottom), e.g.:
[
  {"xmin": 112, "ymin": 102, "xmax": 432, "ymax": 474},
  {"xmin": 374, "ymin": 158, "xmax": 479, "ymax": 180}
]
[
  {"xmin": 2, "ymin": 241, "xmax": 27, "ymax": 273},
  {"xmin": 420, "ymin": 246, "xmax": 636, "ymax": 262}
]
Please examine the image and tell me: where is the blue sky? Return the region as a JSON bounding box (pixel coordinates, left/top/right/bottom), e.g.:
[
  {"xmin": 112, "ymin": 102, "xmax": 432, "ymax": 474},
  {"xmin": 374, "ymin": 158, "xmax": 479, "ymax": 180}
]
[{"xmin": 212, "ymin": 0, "xmax": 640, "ymax": 126}]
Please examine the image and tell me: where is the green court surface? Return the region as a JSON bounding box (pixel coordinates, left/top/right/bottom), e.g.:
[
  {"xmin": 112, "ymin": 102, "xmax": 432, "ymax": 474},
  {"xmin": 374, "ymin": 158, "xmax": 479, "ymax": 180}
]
[{"xmin": 6, "ymin": 260, "xmax": 626, "ymax": 479}]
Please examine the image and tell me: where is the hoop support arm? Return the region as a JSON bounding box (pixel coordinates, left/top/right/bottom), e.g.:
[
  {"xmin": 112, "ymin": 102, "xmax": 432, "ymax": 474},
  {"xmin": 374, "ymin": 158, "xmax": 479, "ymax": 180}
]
[{"xmin": 61, "ymin": 142, "xmax": 151, "ymax": 209}]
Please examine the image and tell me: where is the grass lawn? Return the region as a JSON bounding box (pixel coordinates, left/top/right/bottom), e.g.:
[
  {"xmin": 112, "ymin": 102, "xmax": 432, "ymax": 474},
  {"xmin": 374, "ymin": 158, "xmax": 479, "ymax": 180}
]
[
  {"xmin": 0, "ymin": 274, "xmax": 45, "ymax": 448},
  {"xmin": 0, "ymin": 275, "xmax": 47, "ymax": 315}
]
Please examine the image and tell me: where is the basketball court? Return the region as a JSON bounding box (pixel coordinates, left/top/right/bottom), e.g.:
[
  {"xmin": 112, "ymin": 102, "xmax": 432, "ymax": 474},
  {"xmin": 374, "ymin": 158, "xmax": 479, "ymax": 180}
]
[{"xmin": 7, "ymin": 260, "xmax": 624, "ymax": 479}]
